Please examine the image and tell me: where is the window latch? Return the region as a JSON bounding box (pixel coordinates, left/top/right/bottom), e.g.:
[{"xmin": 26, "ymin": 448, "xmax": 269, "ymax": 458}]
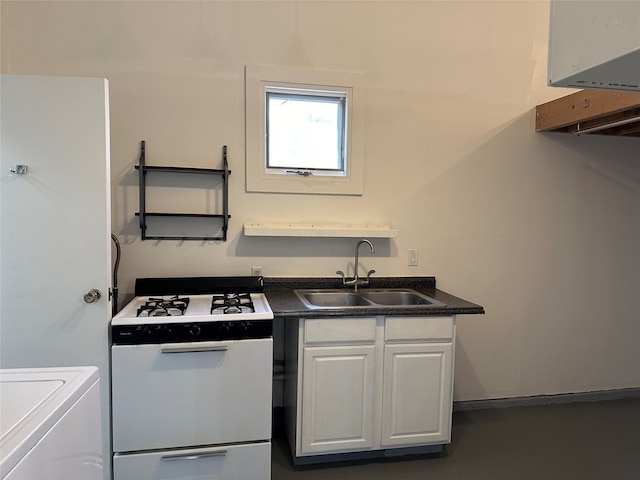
[{"xmin": 286, "ymin": 170, "xmax": 313, "ymax": 177}]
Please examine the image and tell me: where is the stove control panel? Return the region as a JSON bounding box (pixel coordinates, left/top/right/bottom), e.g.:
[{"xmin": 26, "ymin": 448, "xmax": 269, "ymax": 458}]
[{"xmin": 111, "ymin": 319, "xmax": 272, "ymax": 345}]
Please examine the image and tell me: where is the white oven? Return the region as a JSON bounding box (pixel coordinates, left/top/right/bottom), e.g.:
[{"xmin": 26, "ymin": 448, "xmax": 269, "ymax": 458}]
[{"xmin": 110, "ymin": 277, "xmax": 273, "ymax": 480}]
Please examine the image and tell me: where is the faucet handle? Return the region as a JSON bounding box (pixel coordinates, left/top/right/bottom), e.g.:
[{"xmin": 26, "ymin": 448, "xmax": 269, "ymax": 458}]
[
  {"xmin": 366, "ymin": 269, "xmax": 376, "ymax": 279},
  {"xmin": 336, "ymin": 270, "xmax": 354, "ymax": 286},
  {"xmin": 336, "ymin": 270, "xmax": 350, "ymax": 285}
]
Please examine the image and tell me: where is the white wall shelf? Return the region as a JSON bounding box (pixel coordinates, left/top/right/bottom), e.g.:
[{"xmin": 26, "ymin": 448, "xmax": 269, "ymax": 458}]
[{"xmin": 243, "ymin": 222, "xmax": 398, "ymax": 238}]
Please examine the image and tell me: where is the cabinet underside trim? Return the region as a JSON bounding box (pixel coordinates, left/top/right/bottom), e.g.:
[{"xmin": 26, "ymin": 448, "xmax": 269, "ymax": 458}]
[{"xmin": 536, "ymin": 90, "xmax": 640, "ymax": 136}]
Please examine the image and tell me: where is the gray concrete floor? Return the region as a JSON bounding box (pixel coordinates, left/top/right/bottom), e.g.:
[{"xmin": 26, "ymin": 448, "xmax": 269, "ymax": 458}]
[{"xmin": 272, "ymin": 398, "xmax": 640, "ymax": 480}]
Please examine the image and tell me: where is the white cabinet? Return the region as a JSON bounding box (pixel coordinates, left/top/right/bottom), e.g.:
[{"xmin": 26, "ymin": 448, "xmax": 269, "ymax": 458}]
[
  {"xmin": 301, "ymin": 344, "xmax": 376, "ymax": 454},
  {"xmin": 296, "ymin": 317, "xmax": 377, "ymax": 455},
  {"xmin": 548, "ymin": 0, "xmax": 640, "ymax": 92},
  {"xmin": 284, "ymin": 315, "xmax": 455, "ymax": 461},
  {"xmin": 381, "ymin": 316, "xmax": 454, "ymax": 447},
  {"xmin": 381, "ymin": 343, "xmax": 452, "ymax": 447}
]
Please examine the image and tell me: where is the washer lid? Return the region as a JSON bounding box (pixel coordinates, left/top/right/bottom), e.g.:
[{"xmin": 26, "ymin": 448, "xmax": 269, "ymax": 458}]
[
  {"xmin": 0, "ymin": 380, "xmax": 64, "ymax": 441},
  {"xmin": 0, "ymin": 366, "xmax": 99, "ymax": 478}
]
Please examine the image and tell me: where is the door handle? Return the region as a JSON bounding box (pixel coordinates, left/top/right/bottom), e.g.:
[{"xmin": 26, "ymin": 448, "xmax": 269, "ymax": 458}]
[{"xmin": 83, "ymin": 289, "xmax": 102, "ymax": 303}]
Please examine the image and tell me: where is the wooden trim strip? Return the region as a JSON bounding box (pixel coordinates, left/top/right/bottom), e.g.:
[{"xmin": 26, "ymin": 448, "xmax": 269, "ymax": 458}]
[{"xmin": 536, "ymin": 90, "xmax": 640, "ymax": 133}]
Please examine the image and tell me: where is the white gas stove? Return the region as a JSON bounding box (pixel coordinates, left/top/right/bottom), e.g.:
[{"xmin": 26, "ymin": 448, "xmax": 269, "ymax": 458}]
[{"xmin": 110, "ymin": 276, "xmax": 273, "ymax": 480}]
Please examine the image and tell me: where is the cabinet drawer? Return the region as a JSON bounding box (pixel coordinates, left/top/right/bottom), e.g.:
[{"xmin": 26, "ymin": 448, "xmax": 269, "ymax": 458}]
[
  {"xmin": 113, "ymin": 442, "xmax": 271, "ymax": 480},
  {"xmin": 385, "ymin": 316, "xmax": 453, "ymax": 342},
  {"xmin": 304, "ymin": 317, "xmax": 377, "ymax": 344}
]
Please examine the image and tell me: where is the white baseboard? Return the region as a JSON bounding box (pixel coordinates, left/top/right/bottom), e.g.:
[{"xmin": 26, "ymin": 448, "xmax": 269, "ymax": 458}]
[{"xmin": 453, "ymin": 387, "xmax": 640, "ymax": 411}]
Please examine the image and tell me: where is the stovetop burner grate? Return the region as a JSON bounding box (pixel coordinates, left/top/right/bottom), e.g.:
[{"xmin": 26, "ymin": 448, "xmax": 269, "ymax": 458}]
[
  {"xmin": 137, "ymin": 296, "xmax": 190, "ymax": 317},
  {"xmin": 210, "ymin": 292, "xmax": 255, "ymax": 315}
]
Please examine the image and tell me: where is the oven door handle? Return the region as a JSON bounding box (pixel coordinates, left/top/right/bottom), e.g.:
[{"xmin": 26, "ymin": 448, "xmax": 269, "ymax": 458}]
[
  {"xmin": 160, "ymin": 342, "xmax": 229, "ymax": 354},
  {"xmin": 161, "ymin": 449, "xmax": 227, "ymax": 461}
]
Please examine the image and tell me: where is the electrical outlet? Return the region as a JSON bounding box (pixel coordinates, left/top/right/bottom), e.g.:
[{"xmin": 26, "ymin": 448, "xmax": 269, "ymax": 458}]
[
  {"xmin": 408, "ymin": 249, "xmax": 418, "ymax": 266},
  {"xmin": 251, "ymin": 266, "xmax": 263, "ymax": 277}
]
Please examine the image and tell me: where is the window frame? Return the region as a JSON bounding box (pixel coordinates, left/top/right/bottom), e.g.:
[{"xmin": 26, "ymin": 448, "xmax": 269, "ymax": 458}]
[
  {"xmin": 245, "ymin": 65, "xmax": 365, "ymax": 195},
  {"xmin": 265, "ymin": 87, "xmax": 347, "ymax": 175}
]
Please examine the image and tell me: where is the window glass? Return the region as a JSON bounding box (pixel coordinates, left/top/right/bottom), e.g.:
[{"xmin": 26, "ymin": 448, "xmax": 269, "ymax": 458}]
[{"xmin": 266, "ymin": 90, "xmax": 345, "ymax": 173}]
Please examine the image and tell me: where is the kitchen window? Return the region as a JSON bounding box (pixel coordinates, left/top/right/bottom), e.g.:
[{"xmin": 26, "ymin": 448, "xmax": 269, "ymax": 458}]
[
  {"xmin": 266, "ymin": 88, "xmax": 346, "ymax": 176},
  {"xmin": 245, "ymin": 65, "xmax": 365, "ymax": 195}
]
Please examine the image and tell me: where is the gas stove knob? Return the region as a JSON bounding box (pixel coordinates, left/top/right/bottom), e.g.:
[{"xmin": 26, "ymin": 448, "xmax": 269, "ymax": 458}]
[
  {"xmin": 189, "ymin": 325, "xmax": 201, "ymax": 336},
  {"xmin": 137, "ymin": 325, "xmax": 152, "ymax": 336}
]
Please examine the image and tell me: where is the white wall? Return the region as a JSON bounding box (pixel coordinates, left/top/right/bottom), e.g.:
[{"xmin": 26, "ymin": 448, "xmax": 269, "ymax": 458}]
[{"xmin": 2, "ymin": 0, "xmax": 638, "ymax": 402}]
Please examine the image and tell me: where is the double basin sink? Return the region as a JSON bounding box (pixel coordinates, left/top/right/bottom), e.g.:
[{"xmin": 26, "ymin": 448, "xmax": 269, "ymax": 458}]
[{"xmin": 295, "ymin": 288, "xmax": 446, "ymax": 309}]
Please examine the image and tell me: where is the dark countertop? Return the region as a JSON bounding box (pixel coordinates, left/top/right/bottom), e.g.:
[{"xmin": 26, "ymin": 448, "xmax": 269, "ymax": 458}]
[{"xmin": 263, "ymin": 277, "xmax": 485, "ymax": 318}]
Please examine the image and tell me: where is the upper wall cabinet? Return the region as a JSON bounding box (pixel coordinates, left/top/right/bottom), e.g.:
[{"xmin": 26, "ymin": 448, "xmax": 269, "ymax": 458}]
[
  {"xmin": 547, "ymin": 0, "xmax": 639, "ymax": 93},
  {"xmin": 537, "ymin": 2, "xmax": 640, "ymax": 137}
]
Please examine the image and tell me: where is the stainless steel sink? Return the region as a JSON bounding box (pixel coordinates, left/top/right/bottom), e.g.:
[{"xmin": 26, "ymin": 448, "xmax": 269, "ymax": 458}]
[
  {"xmin": 360, "ymin": 289, "xmax": 438, "ymax": 306},
  {"xmin": 297, "ymin": 291, "xmax": 373, "ymax": 307},
  {"xmin": 295, "ymin": 288, "xmax": 446, "ymax": 309}
]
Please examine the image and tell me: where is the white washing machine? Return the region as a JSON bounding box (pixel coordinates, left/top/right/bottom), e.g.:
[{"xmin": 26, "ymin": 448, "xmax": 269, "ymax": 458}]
[{"xmin": 0, "ymin": 366, "xmax": 102, "ymax": 480}]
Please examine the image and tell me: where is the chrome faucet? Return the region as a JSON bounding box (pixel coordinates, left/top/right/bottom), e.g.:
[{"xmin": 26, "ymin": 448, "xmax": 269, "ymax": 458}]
[{"xmin": 337, "ymin": 239, "xmax": 375, "ymax": 291}]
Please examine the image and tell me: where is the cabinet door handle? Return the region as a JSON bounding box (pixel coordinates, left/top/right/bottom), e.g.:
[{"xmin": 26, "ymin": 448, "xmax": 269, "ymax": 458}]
[
  {"xmin": 160, "ymin": 342, "xmax": 229, "ymax": 354},
  {"xmin": 161, "ymin": 449, "xmax": 227, "ymax": 461}
]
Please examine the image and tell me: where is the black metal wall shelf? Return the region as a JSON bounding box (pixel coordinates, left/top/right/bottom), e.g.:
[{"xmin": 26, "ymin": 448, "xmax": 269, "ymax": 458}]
[{"xmin": 135, "ymin": 140, "xmax": 231, "ymax": 241}]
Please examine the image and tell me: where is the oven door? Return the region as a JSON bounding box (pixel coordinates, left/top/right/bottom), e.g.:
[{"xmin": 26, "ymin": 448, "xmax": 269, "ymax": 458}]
[{"xmin": 111, "ymin": 338, "xmax": 273, "ymax": 452}]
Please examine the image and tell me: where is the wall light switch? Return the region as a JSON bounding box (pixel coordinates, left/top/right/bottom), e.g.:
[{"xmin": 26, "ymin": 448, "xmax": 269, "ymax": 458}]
[{"xmin": 408, "ymin": 249, "xmax": 418, "ymax": 266}]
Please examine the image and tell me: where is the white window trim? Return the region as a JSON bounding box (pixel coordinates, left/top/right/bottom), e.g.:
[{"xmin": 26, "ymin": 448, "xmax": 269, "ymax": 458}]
[{"xmin": 245, "ymin": 65, "xmax": 365, "ymax": 195}]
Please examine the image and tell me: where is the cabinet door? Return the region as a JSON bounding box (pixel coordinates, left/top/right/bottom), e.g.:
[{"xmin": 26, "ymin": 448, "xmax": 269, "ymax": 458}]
[
  {"xmin": 381, "ymin": 343, "xmax": 453, "ymax": 447},
  {"xmin": 300, "ymin": 345, "xmax": 375, "ymax": 455}
]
